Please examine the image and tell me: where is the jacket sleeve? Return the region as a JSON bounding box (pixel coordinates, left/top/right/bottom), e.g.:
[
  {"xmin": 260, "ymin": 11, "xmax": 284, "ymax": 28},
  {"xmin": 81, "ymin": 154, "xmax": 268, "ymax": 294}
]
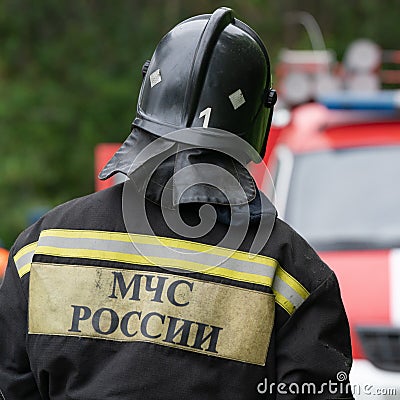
[
  {"xmin": 275, "ymin": 271, "xmax": 354, "ymax": 400},
  {"xmin": 0, "ymin": 246, "xmax": 42, "ymax": 400}
]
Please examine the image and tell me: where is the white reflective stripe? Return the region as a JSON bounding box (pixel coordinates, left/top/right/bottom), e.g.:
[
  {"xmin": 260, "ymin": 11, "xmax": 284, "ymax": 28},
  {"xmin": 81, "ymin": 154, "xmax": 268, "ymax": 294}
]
[
  {"xmin": 272, "ymin": 275, "xmax": 305, "ymax": 311},
  {"xmin": 34, "ymin": 229, "xmax": 310, "ymax": 315},
  {"xmin": 15, "ymin": 251, "xmax": 35, "ymax": 270},
  {"xmin": 39, "ymin": 229, "xmax": 278, "ymax": 265},
  {"xmin": 14, "ymin": 242, "xmax": 37, "ymax": 277},
  {"xmin": 37, "ymin": 235, "xmax": 277, "ymax": 280},
  {"xmin": 389, "ymin": 249, "xmax": 400, "ymax": 326}
]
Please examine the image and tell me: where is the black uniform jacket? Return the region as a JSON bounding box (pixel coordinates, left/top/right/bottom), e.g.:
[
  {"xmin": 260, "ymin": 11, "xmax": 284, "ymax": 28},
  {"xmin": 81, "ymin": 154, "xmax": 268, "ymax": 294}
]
[{"xmin": 0, "ymin": 183, "xmax": 354, "ymax": 400}]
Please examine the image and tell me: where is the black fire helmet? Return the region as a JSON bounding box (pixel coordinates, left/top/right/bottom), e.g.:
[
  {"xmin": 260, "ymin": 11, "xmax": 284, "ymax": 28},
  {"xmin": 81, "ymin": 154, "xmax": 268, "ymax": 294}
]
[{"xmin": 133, "ymin": 7, "xmax": 277, "ymax": 162}]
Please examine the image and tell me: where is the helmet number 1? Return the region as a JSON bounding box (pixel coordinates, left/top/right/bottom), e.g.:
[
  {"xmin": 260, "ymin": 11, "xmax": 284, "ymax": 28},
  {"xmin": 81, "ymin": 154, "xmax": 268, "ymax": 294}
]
[{"xmin": 199, "ymin": 107, "xmax": 212, "ymax": 128}]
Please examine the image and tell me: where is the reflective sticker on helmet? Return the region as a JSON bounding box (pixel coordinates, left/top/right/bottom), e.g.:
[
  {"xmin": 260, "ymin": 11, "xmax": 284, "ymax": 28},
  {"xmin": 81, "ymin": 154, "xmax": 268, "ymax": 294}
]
[
  {"xmin": 150, "ymin": 69, "xmax": 162, "ymax": 88},
  {"xmin": 199, "ymin": 107, "xmax": 212, "ymax": 128},
  {"xmin": 229, "ymin": 89, "xmax": 246, "ymax": 110}
]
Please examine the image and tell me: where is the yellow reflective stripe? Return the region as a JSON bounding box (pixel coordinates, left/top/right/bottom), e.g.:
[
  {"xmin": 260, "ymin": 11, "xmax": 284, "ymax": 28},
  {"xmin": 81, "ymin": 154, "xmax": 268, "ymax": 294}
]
[
  {"xmin": 276, "ymin": 265, "xmax": 309, "ymax": 300},
  {"xmin": 40, "ymin": 229, "xmax": 278, "ymax": 269},
  {"xmin": 273, "ymin": 290, "xmax": 295, "ymax": 315},
  {"xmin": 35, "ymin": 246, "xmax": 274, "ymax": 287},
  {"xmin": 14, "ymin": 242, "xmax": 38, "ymax": 278},
  {"xmin": 37, "ymin": 229, "xmax": 310, "ymax": 315},
  {"xmin": 273, "ymin": 265, "xmax": 310, "ymax": 314},
  {"xmin": 40, "ymin": 229, "xmax": 131, "ymax": 242},
  {"xmin": 18, "ymin": 264, "xmax": 31, "ymax": 278},
  {"xmin": 14, "ymin": 242, "xmax": 37, "ymax": 262}
]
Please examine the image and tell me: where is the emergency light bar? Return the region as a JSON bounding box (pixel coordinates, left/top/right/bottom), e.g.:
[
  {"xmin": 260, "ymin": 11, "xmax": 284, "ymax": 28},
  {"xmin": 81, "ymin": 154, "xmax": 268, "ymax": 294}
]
[{"xmin": 318, "ymin": 90, "xmax": 400, "ymax": 110}]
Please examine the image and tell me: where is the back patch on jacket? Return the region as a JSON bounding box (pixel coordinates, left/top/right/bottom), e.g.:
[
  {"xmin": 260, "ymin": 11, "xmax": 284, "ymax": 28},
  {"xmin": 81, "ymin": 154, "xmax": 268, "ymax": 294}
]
[{"xmin": 28, "ymin": 263, "xmax": 274, "ymax": 366}]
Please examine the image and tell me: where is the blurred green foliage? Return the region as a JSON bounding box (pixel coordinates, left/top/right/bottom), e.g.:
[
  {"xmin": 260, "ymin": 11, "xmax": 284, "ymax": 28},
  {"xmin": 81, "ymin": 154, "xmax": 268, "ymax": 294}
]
[{"xmin": 1, "ymin": 0, "xmax": 399, "ymax": 247}]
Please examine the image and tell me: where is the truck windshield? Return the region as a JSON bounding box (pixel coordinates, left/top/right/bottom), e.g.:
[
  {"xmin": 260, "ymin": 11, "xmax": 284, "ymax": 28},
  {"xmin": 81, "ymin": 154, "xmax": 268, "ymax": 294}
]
[{"xmin": 285, "ymin": 145, "xmax": 400, "ymax": 250}]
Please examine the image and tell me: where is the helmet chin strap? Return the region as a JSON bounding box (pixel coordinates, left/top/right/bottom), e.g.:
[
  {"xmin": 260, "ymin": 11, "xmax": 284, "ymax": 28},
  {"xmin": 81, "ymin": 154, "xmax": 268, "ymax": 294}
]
[
  {"xmin": 259, "ymin": 107, "xmax": 274, "ymax": 160},
  {"xmin": 142, "ymin": 60, "xmax": 151, "ymax": 77},
  {"xmin": 264, "ymin": 89, "xmax": 277, "ymax": 108}
]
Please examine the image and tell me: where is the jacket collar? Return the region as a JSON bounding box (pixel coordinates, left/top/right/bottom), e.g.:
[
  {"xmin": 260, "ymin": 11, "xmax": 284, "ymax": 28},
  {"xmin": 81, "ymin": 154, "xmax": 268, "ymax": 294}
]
[{"xmin": 99, "ymin": 128, "xmax": 276, "ymax": 225}]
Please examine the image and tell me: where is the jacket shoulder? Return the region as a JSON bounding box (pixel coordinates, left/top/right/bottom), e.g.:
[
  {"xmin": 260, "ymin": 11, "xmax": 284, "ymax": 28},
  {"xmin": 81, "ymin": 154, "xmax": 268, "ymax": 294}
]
[
  {"xmin": 12, "ymin": 184, "xmax": 124, "ymax": 255},
  {"xmin": 268, "ymin": 217, "xmax": 334, "ymax": 293}
]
